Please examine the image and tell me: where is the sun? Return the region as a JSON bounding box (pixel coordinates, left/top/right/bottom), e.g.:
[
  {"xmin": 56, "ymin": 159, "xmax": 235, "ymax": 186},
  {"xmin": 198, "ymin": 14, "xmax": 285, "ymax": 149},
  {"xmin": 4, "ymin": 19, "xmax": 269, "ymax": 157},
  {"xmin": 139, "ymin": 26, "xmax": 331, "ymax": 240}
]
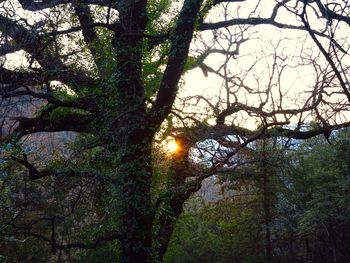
[{"xmin": 166, "ymin": 139, "xmax": 179, "ymax": 154}]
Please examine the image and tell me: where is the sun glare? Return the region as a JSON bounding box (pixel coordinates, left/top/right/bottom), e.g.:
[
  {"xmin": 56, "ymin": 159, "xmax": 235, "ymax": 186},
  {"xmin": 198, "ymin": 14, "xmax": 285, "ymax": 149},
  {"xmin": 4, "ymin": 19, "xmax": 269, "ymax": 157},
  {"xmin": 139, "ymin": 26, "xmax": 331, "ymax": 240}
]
[{"xmin": 166, "ymin": 139, "xmax": 179, "ymax": 154}]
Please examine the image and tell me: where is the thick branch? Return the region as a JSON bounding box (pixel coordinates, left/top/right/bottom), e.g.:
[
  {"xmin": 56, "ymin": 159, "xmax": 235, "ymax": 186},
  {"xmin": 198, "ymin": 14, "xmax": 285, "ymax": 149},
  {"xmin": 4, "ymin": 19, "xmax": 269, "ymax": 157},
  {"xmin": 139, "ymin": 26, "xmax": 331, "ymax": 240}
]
[
  {"xmin": 0, "ymin": 15, "xmax": 37, "ymax": 43},
  {"xmin": 216, "ymin": 96, "xmax": 322, "ymax": 125},
  {"xmin": 314, "ymin": 0, "xmax": 350, "ymax": 26},
  {"xmin": 1, "ymin": 88, "xmax": 97, "ymax": 111},
  {"xmin": 200, "ymin": 16, "xmax": 308, "ymax": 31},
  {"xmin": 11, "ymin": 113, "xmax": 91, "ymax": 138},
  {"xmin": 43, "ymin": 22, "xmax": 118, "ymax": 37},
  {"xmin": 199, "ymin": 18, "xmax": 345, "ymax": 54},
  {"xmin": 0, "ymin": 68, "xmax": 47, "ymax": 87},
  {"xmin": 0, "ymin": 43, "xmax": 22, "ymax": 56},
  {"xmin": 0, "ymin": 14, "xmax": 96, "ymax": 88},
  {"xmin": 18, "ymin": 0, "xmax": 117, "ymax": 11},
  {"xmin": 55, "ymin": 231, "xmax": 120, "ymax": 250},
  {"xmin": 150, "ymin": 0, "xmax": 203, "ymax": 128},
  {"xmin": 2, "ymin": 230, "xmax": 120, "ymax": 250},
  {"xmin": 188, "ymin": 121, "xmax": 350, "ymax": 142},
  {"xmin": 73, "ymin": 3, "xmax": 103, "ymax": 70},
  {"xmin": 10, "ymin": 156, "xmax": 109, "ymax": 181}
]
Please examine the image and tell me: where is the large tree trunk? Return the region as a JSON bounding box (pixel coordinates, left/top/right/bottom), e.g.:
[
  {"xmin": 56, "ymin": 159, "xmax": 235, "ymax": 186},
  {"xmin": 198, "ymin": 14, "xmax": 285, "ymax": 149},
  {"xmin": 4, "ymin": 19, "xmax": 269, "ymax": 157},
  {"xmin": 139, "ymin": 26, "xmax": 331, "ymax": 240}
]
[
  {"xmin": 116, "ymin": 127, "xmax": 153, "ymax": 263},
  {"xmin": 109, "ymin": 108, "xmax": 154, "ymax": 262},
  {"xmin": 111, "ymin": 0, "xmax": 150, "ymax": 260}
]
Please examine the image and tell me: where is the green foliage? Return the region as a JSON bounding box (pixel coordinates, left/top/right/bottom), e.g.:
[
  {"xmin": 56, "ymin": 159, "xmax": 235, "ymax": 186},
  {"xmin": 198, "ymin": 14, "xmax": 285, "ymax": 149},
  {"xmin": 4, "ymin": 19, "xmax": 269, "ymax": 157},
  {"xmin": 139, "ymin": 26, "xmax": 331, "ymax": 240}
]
[
  {"xmin": 46, "ymin": 107, "xmax": 89, "ymax": 122},
  {"xmin": 284, "ymin": 132, "xmax": 350, "ymax": 261},
  {"xmin": 165, "ymin": 133, "xmax": 350, "ymax": 263},
  {"xmin": 78, "ymin": 243, "xmax": 120, "ymax": 263},
  {"xmin": 147, "ymin": 0, "xmax": 174, "ymax": 34},
  {"xmin": 0, "ymin": 132, "xmax": 121, "ymax": 262},
  {"xmin": 142, "ymin": 44, "xmax": 170, "ymax": 99},
  {"xmin": 184, "ymin": 49, "xmax": 210, "ymax": 72},
  {"xmin": 164, "ymin": 199, "xmax": 264, "ymax": 263}
]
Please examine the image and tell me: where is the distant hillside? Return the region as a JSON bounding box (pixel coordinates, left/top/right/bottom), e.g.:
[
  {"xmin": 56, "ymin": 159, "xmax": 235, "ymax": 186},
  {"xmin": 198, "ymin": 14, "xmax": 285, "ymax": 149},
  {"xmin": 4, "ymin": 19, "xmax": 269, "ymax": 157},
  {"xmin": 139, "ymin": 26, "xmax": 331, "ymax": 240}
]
[{"xmin": 0, "ymin": 95, "xmax": 76, "ymax": 164}]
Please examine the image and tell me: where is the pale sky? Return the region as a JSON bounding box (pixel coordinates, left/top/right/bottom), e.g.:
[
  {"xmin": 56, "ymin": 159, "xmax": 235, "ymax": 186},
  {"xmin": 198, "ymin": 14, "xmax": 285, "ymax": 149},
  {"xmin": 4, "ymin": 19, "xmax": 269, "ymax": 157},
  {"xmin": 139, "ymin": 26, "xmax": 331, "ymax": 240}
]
[{"xmin": 179, "ymin": 0, "xmax": 350, "ymax": 129}]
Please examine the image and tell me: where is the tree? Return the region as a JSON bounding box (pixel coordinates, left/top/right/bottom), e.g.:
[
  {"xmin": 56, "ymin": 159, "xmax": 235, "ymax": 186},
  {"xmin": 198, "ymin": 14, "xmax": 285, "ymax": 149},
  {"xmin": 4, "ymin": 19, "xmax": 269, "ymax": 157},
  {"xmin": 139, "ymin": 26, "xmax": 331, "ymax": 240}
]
[
  {"xmin": 1, "ymin": 0, "xmax": 350, "ymax": 262},
  {"xmin": 286, "ymin": 131, "xmax": 350, "ymax": 262}
]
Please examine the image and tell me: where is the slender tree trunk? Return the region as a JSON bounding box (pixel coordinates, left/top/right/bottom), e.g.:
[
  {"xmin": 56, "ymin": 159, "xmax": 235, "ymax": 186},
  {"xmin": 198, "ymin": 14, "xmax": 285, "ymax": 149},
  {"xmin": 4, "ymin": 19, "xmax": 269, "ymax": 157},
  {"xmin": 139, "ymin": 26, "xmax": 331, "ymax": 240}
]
[
  {"xmin": 155, "ymin": 182, "xmax": 201, "ymax": 262},
  {"xmin": 155, "ymin": 135, "xmax": 201, "ymax": 262},
  {"xmin": 263, "ymin": 169, "xmax": 272, "ymax": 261},
  {"xmin": 156, "ymin": 199, "xmax": 184, "ymax": 262},
  {"xmin": 260, "ymin": 142, "xmax": 272, "ymax": 261},
  {"xmin": 305, "ymin": 237, "xmax": 312, "ymax": 261}
]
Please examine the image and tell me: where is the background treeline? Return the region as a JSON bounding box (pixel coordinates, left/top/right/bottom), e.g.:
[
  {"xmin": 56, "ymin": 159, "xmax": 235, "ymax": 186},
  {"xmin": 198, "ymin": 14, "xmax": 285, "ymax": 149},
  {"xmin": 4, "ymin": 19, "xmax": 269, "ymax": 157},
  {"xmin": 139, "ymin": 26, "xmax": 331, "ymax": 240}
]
[{"xmin": 164, "ymin": 130, "xmax": 350, "ymax": 263}]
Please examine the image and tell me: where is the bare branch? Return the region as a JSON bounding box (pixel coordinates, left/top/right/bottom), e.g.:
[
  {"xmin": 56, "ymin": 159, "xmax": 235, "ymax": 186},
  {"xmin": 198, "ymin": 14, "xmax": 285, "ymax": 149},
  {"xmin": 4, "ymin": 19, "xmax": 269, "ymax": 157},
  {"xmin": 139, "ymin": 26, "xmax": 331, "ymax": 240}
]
[{"xmin": 300, "ymin": 3, "xmax": 350, "ymax": 103}]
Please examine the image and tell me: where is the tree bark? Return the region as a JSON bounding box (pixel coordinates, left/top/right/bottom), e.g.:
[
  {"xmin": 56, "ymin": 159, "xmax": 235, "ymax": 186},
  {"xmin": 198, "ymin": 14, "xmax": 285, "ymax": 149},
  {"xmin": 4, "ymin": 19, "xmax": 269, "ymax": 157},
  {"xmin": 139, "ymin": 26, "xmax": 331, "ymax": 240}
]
[{"xmin": 115, "ymin": 121, "xmax": 154, "ymax": 263}]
